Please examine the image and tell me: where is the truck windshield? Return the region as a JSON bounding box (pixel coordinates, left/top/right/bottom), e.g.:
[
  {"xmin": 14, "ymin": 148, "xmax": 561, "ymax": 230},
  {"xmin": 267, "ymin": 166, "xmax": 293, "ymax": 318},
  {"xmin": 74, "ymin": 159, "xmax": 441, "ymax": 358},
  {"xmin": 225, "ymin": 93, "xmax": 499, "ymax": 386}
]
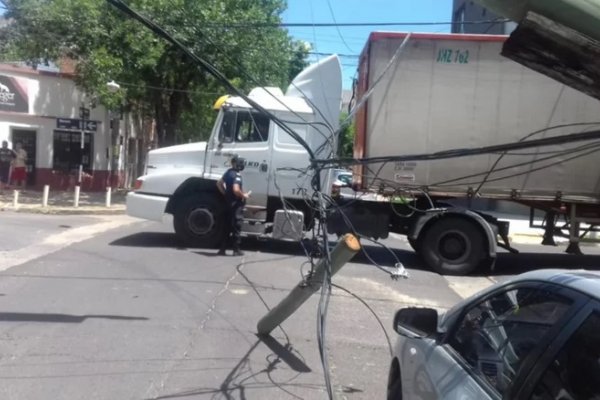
[{"xmin": 219, "ymin": 109, "xmax": 270, "ymax": 144}]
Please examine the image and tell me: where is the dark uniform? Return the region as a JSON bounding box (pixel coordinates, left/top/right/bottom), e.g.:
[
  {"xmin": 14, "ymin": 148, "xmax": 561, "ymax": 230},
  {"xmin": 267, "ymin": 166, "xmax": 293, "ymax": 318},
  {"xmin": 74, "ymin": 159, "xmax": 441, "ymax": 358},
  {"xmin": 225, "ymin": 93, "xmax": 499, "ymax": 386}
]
[
  {"xmin": 0, "ymin": 145, "xmax": 15, "ymax": 186},
  {"xmin": 219, "ymin": 167, "xmax": 245, "ymax": 255}
]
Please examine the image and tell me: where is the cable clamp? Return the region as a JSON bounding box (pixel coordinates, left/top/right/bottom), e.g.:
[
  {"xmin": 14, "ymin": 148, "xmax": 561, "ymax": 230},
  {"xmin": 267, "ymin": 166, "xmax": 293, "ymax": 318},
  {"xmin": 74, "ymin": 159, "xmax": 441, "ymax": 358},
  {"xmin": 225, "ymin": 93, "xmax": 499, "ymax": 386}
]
[{"xmin": 391, "ymin": 263, "xmax": 409, "ymax": 280}]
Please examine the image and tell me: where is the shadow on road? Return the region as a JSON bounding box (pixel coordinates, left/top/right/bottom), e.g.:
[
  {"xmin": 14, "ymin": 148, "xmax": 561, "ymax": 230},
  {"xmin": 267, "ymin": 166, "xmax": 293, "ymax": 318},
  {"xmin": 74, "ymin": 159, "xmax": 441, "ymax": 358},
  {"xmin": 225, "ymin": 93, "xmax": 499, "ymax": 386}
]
[
  {"xmin": 109, "ymin": 231, "xmax": 600, "ymax": 276},
  {"xmin": 0, "ymin": 312, "xmax": 148, "ymax": 323},
  {"xmin": 109, "ymin": 232, "xmax": 186, "ymax": 249},
  {"xmin": 149, "ymin": 335, "xmax": 316, "ymax": 400}
]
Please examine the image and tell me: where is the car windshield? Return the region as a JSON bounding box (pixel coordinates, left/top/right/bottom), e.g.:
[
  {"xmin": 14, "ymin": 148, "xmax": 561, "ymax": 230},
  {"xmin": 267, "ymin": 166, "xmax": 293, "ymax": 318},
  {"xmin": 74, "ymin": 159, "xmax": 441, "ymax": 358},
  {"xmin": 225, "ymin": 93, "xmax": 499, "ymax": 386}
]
[{"xmin": 338, "ymin": 174, "xmax": 352, "ymax": 184}]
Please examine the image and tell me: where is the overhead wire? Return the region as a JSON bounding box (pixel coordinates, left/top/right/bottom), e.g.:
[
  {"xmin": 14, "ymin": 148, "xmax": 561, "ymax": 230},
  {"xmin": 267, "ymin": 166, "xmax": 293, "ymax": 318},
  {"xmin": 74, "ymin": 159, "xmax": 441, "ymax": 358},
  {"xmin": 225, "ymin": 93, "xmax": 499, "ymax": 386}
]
[
  {"xmin": 315, "ymin": 129, "xmax": 600, "ymax": 167},
  {"xmin": 200, "ymin": 19, "xmax": 512, "ymax": 28},
  {"xmin": 103, "ymin": 4, "xmax": 600, "ymax": 400},
  {"xmin": 475, "ymin": 85, "xmax": 566, "ymax": 195},
  {"xmin": 106, "ymin": 0, "xmax": 316, "ymax": 160},
  {"xmin": 161, "ymin": 1, "xmax": 337, "ymax": 161},
  {"xmin": 325, "ymin": 0, "xmax": 355, "ymax": 53},
  {"xmin": 337, "ymin": 33, "xmax": 412, "ymax": 139}
]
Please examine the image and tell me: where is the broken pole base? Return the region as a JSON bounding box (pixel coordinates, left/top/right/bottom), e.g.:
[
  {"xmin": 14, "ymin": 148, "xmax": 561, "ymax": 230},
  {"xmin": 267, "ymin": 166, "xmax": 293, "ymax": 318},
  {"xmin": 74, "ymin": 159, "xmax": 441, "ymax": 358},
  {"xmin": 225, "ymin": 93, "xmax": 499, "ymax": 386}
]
[{"xmin": 257, "ymin": 234, "xmax": 361, "ymax": 336}]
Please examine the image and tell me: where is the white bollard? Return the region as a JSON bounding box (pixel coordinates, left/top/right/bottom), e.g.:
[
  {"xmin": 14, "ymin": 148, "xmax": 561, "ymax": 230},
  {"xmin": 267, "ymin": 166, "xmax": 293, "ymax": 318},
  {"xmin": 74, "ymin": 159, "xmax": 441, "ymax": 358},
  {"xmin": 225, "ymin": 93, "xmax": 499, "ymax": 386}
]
[
  {"xmin": 42, "ymin": 185, "xmax": 50, "ymax": 207},
  {"xmin": 74, "ymin": 186, "xmax": 80, "ymax": 208},
  {"xmin": 105, "ymin": 187, "xmax": 112, "ymax": 208},
  {"xmin": 12, "ymin": 190, "xmax": 19, "ymax": 209}
]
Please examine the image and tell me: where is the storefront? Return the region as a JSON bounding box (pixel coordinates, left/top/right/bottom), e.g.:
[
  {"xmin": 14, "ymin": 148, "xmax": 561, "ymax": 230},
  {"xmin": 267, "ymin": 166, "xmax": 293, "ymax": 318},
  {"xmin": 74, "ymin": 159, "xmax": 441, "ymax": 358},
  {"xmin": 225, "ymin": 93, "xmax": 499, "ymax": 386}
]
[{"xmin": 0, "ymin": 64, "xmax": 119, "ymax": 191}]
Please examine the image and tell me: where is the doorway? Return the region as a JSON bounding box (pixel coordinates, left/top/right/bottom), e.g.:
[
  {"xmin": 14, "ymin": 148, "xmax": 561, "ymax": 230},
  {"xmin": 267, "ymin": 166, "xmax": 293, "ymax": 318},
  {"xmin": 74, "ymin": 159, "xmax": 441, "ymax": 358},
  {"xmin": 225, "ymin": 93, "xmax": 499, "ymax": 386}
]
[{"xmin": 11, "ymin": 128, "xmax": 37, "ymax": 187}]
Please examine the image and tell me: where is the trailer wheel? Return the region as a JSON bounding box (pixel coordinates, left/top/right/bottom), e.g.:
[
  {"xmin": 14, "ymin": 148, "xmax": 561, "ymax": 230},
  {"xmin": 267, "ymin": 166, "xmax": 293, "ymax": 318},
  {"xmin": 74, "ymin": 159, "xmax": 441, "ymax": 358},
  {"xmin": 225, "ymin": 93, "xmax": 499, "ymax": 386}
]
[
  {"xmin": 173, "ymin": 194, "xmax": 225, "ymax": 248},
  {"xmin": 421, "ymin": 217, "xmax": 485, "ymax": 275}
]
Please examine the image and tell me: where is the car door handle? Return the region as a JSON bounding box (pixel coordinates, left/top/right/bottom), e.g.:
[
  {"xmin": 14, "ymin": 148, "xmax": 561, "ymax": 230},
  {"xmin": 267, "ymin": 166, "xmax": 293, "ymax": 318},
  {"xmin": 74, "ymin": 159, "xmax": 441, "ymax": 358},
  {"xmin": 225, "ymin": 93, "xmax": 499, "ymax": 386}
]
[{"xmin": 260, "ymin": 163, "xmax": 268, "ymax": 172}]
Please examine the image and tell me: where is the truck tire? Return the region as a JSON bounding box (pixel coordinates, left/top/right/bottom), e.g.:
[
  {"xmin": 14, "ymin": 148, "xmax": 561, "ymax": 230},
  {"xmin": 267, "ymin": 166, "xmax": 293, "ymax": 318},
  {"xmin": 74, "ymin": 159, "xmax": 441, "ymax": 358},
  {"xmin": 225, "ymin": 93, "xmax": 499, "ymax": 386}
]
[
  {"xmin": 173, "ymin": 194, "xmax": 225, "ymax": 248},
  {"xmin": 420, "ymin": 217, "xmax": 485, "ymax": 275}
]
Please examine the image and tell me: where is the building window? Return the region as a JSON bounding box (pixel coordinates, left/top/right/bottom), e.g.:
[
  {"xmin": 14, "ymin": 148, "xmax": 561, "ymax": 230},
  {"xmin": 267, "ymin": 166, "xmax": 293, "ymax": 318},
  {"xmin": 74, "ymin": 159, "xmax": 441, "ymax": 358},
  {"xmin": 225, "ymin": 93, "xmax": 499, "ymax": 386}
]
[{"xmin": 53, "ymin": 130, "xmax": 93, "ymax": 172}]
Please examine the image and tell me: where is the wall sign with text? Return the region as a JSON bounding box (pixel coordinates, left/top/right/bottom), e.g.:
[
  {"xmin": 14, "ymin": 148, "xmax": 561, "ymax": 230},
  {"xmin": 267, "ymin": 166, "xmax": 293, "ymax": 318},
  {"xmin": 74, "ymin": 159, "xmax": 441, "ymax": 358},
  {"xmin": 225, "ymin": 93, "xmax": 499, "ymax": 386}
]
[{"xmin": 0, "ymin": 74, "xmax": 29, "ymax": 113}]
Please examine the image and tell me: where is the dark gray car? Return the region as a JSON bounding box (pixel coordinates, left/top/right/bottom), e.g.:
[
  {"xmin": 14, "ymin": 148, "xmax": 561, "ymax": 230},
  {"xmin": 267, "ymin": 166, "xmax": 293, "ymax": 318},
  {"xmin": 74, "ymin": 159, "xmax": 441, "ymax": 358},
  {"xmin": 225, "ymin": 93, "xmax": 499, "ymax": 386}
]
[{"xmin": 387, "ymin": 269, "xmax": 600, "ymax": 399}]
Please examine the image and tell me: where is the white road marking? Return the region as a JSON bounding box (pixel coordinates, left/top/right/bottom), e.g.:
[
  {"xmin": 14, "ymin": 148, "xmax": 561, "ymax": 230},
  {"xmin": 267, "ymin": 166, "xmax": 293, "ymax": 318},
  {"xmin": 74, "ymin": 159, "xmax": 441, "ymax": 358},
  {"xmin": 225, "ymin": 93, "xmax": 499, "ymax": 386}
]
[
  {"xmin": 0, "ymin": 216, "xmax": 137, "ymax": 271},
  {"xmin": 444, "ymin": 276, "xmax": 497, "ymax": 299},
  {"xmin": 338, "ymin": 276, "xmax": 446, "ymax": 310}
]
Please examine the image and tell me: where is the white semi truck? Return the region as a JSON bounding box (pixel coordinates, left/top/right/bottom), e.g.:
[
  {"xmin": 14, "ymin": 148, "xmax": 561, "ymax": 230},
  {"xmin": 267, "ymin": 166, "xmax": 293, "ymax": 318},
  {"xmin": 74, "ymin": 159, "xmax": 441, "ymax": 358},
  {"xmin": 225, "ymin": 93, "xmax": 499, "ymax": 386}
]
[{"xmin": 127, "ymin": 33, "xmax": 600, "ymax": 275}]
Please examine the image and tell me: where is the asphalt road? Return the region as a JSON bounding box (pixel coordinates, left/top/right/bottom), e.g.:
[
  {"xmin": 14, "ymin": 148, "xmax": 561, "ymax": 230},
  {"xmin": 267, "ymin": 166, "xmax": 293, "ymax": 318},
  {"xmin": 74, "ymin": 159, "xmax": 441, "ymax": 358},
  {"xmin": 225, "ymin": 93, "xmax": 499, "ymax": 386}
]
[{"xmin": 1, "ymin": 212, "xmax": 600, "ymax": 399}]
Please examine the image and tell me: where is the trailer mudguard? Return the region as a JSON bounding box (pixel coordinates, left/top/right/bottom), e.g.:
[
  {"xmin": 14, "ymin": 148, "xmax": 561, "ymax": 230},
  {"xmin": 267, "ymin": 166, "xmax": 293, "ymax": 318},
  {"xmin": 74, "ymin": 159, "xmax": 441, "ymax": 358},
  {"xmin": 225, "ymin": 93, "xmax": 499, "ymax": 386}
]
[{"xmin": 409, "ymin": 208, "xmax": 498, "ymax": 259}]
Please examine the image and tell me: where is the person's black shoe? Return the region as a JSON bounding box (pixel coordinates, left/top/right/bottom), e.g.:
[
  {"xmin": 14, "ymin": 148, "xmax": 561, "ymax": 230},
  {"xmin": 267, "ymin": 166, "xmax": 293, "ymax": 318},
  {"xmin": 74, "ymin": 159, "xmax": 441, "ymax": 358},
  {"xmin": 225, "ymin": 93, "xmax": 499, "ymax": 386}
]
[
  {"xmin": 232, "ymin": 250, "xmax": 244, "ymax": 256},
  {"xmin": 217, "ymin": 249, "xmax": 227, "ymax": 256}
]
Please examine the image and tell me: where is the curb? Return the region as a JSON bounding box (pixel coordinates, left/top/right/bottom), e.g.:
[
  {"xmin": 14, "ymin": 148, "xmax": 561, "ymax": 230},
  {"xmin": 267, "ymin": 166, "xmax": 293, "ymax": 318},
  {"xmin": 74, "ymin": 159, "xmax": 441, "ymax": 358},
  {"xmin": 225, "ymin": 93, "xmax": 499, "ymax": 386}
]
[
  {"xmin": 508, "ymin": 233, "xmax": 600, "ymax": 247},
  {"xmin": 1, "ymin": 205, "xmax": 126, "ymax": 216}
]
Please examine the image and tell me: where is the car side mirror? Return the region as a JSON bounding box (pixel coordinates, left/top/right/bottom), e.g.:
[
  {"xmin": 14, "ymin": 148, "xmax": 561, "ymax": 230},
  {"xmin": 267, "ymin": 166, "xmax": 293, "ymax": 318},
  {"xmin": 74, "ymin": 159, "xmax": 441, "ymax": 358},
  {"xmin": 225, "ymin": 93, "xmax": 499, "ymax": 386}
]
[{"xmin": 393, "ymin": 307, "xmax": 438, "ymax": 338}]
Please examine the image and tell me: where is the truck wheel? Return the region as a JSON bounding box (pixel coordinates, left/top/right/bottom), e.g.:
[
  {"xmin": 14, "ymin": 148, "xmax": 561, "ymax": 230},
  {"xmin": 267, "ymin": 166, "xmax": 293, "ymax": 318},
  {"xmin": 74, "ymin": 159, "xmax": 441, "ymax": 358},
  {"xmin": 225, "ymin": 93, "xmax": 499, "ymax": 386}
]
[
  {"xmin": 173, "ymin": 194, "xmax": 225, "ymax": 248},
  {"xmin": 421, "ymin": 217, "xmax": 485, "ymax": 275}
]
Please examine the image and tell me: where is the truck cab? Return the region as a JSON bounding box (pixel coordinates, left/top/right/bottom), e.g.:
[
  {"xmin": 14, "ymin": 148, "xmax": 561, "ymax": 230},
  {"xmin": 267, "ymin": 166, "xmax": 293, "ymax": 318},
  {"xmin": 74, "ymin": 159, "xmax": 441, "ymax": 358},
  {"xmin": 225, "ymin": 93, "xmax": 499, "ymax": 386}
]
[{"xmin": 126, "ymin": 55, "xmax": 342, "ymax": 247}]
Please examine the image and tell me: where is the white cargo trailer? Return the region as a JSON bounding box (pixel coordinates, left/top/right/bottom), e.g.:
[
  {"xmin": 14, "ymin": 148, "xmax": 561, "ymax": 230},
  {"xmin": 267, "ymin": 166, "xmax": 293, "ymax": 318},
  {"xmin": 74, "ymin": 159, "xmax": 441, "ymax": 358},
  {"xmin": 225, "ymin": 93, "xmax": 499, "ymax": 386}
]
[
  {"xmin": 341, "ymin": 32, "xmax": 600, "ymax": 274},
  {"xmin": 354, "ymin": 32, "xmax": 600, "ymax": 203}
]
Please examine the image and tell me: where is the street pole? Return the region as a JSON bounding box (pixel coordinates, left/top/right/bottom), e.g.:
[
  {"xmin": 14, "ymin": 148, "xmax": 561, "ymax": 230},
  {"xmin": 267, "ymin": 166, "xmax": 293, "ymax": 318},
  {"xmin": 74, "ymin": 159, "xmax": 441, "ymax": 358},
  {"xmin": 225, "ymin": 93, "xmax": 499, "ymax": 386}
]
[
  {"xmin": 78, "ymin": 105, "xmax": 87, "ymax": 186},
  {"xmin": 257, "ymin": 234, "xmax": 361, "ymax": 336}
]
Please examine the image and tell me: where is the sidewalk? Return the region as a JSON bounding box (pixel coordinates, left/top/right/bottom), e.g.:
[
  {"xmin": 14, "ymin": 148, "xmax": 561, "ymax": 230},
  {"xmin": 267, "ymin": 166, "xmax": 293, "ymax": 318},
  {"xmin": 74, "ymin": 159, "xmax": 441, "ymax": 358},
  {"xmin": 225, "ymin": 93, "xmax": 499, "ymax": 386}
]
[
  {"xmin": 491, "ymin": 212, "xmax": 600, "ymax": 246},
  {"xmin": 0, "ymin": 188, "xmax": 127, "ymax": 215}
]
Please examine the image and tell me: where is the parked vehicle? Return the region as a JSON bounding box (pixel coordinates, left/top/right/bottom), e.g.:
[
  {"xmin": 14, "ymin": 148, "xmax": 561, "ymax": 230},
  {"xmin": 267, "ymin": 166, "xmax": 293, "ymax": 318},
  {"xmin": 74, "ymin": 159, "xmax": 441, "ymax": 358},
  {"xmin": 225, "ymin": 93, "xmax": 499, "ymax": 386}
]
[
  {"xmin": 387, "ymin": 269, "xmax": 600, "ymax": 400},
  {"xmin": 332, "ymin": 169, "xmax": 352, "ymax": 188},
  {"xmin": 127, "ymin": 33, "xmax": 600, "ymax": 275}
]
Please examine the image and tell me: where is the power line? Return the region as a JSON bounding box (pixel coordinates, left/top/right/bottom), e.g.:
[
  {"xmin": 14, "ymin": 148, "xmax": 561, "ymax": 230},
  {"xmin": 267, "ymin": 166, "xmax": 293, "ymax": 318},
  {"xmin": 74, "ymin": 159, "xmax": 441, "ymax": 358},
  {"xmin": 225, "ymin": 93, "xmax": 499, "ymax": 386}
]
[
  {"xmin": 316, "ymin": 129, "xmax": 600, "ymax": 167},
  {"xmin": 202, "ymin": 18, "xmax": 511, "ymax": 28},
  {"xmin": 325, "ymin": 0, "xmax": 355, "ymax": 53},
  {"xmin": 309, "ymin": 51, "xmax": 358, "ymax": 58},
  {"xmin": 106, "ymin": 0, "xmax": 316, "ymax": 160}
]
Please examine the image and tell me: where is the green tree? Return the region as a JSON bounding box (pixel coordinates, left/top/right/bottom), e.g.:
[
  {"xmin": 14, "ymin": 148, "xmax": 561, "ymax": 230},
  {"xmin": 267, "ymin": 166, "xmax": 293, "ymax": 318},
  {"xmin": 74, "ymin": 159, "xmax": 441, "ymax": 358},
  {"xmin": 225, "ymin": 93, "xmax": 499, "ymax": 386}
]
[
  {"xmin": 338, "ymin": 112, "xmax": 355, "ymax": 158},
  {"xmin": 0, "ymin": 0, "xmax": 308, "ymax": 146}
]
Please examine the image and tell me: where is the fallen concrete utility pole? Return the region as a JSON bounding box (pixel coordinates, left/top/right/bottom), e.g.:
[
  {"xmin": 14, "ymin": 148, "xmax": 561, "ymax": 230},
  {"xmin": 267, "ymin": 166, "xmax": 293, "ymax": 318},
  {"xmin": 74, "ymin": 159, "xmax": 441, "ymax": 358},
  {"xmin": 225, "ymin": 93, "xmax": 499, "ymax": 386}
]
[{"xmin": 257, "ymin": 234, "xmax": 361, "ymax": 335}]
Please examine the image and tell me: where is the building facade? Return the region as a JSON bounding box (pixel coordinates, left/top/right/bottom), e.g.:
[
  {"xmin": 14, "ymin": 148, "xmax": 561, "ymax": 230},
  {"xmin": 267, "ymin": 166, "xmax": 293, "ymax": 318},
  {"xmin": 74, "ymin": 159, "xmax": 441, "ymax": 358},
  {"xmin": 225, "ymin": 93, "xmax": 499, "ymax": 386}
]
[
  {"xmin": 0, "ymin": 64, "xmax": 121, "ymax": 191},
  {"xmin": 452, "ymin": 0, "xmax": 517, "ymax": 35}
]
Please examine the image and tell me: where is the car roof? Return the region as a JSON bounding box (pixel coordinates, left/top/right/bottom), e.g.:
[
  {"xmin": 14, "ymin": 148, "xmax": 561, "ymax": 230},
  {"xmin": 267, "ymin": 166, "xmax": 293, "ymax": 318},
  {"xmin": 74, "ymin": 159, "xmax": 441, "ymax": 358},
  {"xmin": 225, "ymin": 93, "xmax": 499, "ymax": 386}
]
[
  {"xmin": 441, "ymin": 269, "xmax": 600, "ymax": 328},
  {"xmin": 514, "ymin": 269, "xmax": 600, "ymax": 299}
]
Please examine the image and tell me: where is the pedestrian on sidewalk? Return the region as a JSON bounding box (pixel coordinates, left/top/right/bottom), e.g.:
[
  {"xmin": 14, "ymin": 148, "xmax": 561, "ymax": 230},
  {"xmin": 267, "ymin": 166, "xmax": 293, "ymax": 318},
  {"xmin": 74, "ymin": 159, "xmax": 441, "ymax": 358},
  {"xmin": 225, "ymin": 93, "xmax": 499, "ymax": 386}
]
[
  {"xmin": 0, "ymin": 140, "xmax": 16, "ymax": 194},
  {"xmin": 10, "ymin": 141, "xmax": 27, "ymax": 190},
  {"xmin": 216, "ymin": 155, "xmax": 250, "ymax": 256}
]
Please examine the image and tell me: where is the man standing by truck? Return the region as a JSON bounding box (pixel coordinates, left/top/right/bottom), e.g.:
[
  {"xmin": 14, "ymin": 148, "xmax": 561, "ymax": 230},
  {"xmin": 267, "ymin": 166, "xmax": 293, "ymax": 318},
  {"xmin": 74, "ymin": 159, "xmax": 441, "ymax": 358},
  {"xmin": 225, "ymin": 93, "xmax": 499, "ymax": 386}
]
[{"xmin": 216, "ymin": 155, "xmax": 250, "ymax": 256}]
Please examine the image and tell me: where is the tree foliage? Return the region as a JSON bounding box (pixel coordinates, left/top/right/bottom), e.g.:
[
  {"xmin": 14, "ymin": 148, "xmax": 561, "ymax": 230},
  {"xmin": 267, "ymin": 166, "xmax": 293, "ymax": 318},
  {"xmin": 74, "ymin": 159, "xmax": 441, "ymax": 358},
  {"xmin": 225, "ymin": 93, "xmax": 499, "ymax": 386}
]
[
  {"xmin": 1, "ymin": 0, "xmax": 309, "ymax": 146},
  {"xmin": 339, "ymin": 112, "xmax": 355, "ymax": 158}
]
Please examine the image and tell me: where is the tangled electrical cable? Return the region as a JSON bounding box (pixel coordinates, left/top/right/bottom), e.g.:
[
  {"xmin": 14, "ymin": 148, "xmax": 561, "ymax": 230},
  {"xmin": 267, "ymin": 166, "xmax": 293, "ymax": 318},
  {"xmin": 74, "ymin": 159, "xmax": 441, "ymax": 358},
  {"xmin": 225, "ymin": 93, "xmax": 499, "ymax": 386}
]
[{"xmin": 105, "ymin": 3, "xmax": 600, "ymax": 399}]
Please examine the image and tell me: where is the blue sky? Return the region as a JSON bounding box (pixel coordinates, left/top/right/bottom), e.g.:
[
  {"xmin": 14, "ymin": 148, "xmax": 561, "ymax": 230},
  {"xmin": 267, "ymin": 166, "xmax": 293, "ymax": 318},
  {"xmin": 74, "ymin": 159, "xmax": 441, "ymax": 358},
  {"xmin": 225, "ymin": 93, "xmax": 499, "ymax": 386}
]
[{"xmin": 282, "ymin": 0, "xmax": 453, "ymax": 89}]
